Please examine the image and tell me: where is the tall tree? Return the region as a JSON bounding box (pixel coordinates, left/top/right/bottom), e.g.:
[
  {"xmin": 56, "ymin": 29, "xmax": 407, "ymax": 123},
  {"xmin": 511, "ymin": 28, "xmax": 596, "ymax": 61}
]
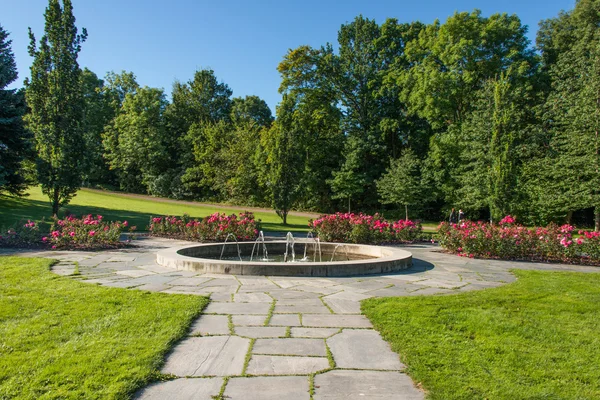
[
  {"xmin": 25, "ymin": 0, "xmax": 87, "ymax": 215},
  {"xmin": 102, "ymin": 87, "xmax": 169, "ymax": 194},
  {"xmin": 267, "ymin": 95, "xmax": 303, "ymax": 225},
  {"xmin": 278, "ymin": 17, "xmax": 426, "ymax": 210},
  {"xmin": 536, "ymin": 0, "xmax": 600, "ymax": 230},
  {"xmin": 0, "ymin": 24, "xmax": 30, "ymax": 196},
  {"xmin": 456, "ymin": 72, "xmax": 536, "ymax": 221},
  {"xmin": 80, "ymin": 68, "xmax": 114, "ymax": 186},
  {"xmin": 376, "ymin": 149, "xmax": 425, "ymax": 220}
]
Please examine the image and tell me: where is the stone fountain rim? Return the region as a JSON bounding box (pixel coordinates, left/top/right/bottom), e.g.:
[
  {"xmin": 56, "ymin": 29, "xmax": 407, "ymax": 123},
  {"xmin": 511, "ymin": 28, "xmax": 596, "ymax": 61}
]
[{"xmin": 156, "ymin": 241, "xmax": 413, "ymax": 277}]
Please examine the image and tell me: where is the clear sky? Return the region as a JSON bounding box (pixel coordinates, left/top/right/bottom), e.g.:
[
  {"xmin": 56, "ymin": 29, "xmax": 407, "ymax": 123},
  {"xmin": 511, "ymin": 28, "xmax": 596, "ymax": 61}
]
[{"xmin": 3, "ymin": 0, "xmax": 575, "ymax": 113}]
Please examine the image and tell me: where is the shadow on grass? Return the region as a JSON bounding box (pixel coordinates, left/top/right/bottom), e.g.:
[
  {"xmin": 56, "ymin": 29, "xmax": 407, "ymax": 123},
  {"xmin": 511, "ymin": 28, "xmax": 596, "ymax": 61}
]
[{"xmin": 0, "ymin": 195, "xmax": 309, "ymax": 233}]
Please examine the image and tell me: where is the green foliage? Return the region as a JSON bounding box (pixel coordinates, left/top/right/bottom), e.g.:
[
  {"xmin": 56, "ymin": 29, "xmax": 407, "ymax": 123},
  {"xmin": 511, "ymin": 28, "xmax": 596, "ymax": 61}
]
[
  {"xmin": 457, "ymin": 72, "xmax": 535, "ymax": 221},
  {"xmin": 0, "ymin": 25, "xmax": 30, "ymax": 196},
  {"xmin": 267, "ymin": 96, "xmax": 303, "ymax": 224},
  {"xmin": 103, "ymin": 87, "xmax": 169, "ymax": 193},
  {"xmin": 376, "ymin": 148, "xmax": 425, "ymax": 220},
  {"xmin": 362, "ymin": 270, "xmax": 600, "ymax": 399},
  {"xmin": 530, "ymin": 0, "xmax": 600, "ymax": 228},
  {"xmin": 0, "ymin": 256, "xmax": 208, "ymax": 399},
  {"xmin": 25, "ymin": 0, "xmax": 87, "ymax": 215}
]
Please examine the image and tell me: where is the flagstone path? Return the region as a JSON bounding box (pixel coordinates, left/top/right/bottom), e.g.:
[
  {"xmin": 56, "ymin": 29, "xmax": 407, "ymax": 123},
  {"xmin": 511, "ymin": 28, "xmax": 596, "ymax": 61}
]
[{"xmin": 4, "ymin": 236, "xmax": 599, "ymax": 399}]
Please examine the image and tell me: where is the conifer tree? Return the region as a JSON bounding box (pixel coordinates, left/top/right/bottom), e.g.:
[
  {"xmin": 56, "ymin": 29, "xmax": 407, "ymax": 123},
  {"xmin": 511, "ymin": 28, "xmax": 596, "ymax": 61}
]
[{"xmin": 0, "ymin": 24, "xmax": 30, "ymax": 196}]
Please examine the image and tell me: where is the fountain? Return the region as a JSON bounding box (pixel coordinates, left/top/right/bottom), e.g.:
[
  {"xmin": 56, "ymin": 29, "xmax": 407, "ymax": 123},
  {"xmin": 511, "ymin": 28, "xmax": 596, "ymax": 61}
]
[
  {"xmin": 219, "ymin": 233, "xmax": 242, "ymax": 262},
  {"xmin": 157, "ymin": 232, "xmax": 413, "ymax": 277}
]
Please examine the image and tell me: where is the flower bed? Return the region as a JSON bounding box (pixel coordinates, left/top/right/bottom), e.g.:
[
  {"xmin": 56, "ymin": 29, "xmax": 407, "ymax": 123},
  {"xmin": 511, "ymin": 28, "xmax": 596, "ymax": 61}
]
[
  {"xmin": 309, "ymin": 213, "xmax": 422, "ymax": 244},
  {"xmin": 149, "ymin": 212, "xmax": 260, "ymax": 242},
  {"xmin": 0, "ymin": 215, "xmax": 133, "ymax": 250},
  {"xmin": 438, "ymin": 215, "xmax": 600, "ymax": 265}
]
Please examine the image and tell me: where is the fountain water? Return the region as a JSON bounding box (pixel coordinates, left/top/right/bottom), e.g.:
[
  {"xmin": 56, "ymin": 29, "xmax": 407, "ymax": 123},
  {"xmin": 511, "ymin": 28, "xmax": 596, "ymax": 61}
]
[
  {"xmin": 283, "ymin": 232, "xmax": 295, "ymax": 262},
  {"xmin": 302, "ymin": 232, "xmax": 322, "ymax": 262},
  {"xmin": 330, "ymin": 243, "xmax": 350, "ymax": 262},
  {"xmin": 250, "ymin": 231, "xmax": 269, "ymax": 261},
  {"xmin": 219, "ymin": 233, "xmax": 242, "ymax": 261}
]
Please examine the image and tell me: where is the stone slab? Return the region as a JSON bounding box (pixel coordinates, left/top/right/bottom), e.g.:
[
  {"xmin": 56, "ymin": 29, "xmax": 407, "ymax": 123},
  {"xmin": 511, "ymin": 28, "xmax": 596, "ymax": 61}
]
[
  {"xmin": 136, "ymin": 377, "xmax": 222, "ymax": 399},
  {"xmin": 224, "ymin": 376, "xmax": 309, "ymax": 400},
  {"xmin": 161, "ymin": 336, "xmax": 249, "ymax": 376},
  {"xmin": 327, "ymin": 329, "xmax": 403, "ymax": 370},
  {"xmin": 190, "ymin": 315, "xmax": 230, "ymax": 336},
  {"xmin": 235, "ymin": 326, "xmax": 287, "ymax": 338},
  {"xmin": 269, "ymin": 314, "xmax": 301, "ymax": 326},
  {"xmin": 234, "ymin": 293, "xmax": 273, "ymax": 303},
  {"xmin": 246, "ymin": 355, "xmax": 329, "ymax": 375},
  {"xmin": 323, "ymin": 291, "xmax": 371, "ymax": 302},
  {"xmin": 232, "ymin": 315, "xmax": 267, "ymax": 326},
  {"xmin": 274, "ymin": 304, "xmax": 331, "ymax": 314},
  {"xmin": 115, "ymin": 269, "xmax": 156, "ymax": 278},
  {"xmin": 313, "ymin": 370, "xmax": 423, "ymax": 400},
  {"xmin": 253, "ymin": 338, "xmax": 327, "ymax": 356},
  {"xmin": 302, "ymin": 315, "xmax": 372, "ymax": 328},
  {"xmin": 322, "ymin": 298, "xmax": 362, "ymax": 314},
  {"xmin": 291, "ymin": 327, "xmax": 340, "ymax": 338},
  {"xmin": 205, "ymin": 302, "xmax": 271, "ymax": 315},
  {"xmin": 168, "ymin": 277, "xmax": 214, "ymax": 286}
]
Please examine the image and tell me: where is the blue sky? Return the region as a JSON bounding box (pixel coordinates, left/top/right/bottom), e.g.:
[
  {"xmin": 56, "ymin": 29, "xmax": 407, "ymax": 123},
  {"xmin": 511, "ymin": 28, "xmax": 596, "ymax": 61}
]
[{"xmin": 3, "ymin": 0, "xmax": 575, "ymax": 112}]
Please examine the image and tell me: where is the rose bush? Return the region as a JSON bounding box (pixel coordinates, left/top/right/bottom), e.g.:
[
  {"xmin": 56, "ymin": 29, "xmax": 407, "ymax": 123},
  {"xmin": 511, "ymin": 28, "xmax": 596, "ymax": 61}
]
[
  {"xmin": 438, "ymin": 216, "xmax": 600, "ymax": 265},
  {"xmin": 149, "ymin": 212, "xmax": 260, "ymax": 241},
  {"xmin": 309, "ymin": 212, "xmax": 422, "ymax": 244},
  {"xmin": 0, "ymin": 215, "xmax": 132, "ymax": 249}
]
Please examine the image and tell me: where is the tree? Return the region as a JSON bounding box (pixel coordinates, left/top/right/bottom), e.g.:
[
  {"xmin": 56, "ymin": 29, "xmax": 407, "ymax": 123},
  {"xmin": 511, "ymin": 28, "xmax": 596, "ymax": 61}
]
[
  {"xmin": 278, "ymin": 17, "xmax": 426, "ymax": 210},
  {"xmin": 25, "ymin": 0, "xmax": 87, "ymax": 215},
  {"xmin": 456, "ymin": 73, "xmax": 535, "ymax": 221},
  {"xmin": 0, "ymin": 24, "xmax": 30, "ymax": 196},
  {"xmin": 376, "ymin": 149, "xmax": 424, "ymax": 220},
  {"xmin": 102, "ymin": 87, "xmax": 169, "ymax": 193},
  {"xmin": 80, "ymin": 68, "xmax": 114, "ymax": 186},
  {"xmin": 267, "ymin": 95, "xmax": 303, "ymax": 225}
]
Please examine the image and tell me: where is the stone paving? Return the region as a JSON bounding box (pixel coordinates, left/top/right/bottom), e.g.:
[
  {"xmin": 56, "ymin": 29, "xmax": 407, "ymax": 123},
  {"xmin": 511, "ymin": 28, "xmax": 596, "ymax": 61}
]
[{"xmin": 4, "ymin": 236, "xmax": 600, "ymax": 399}]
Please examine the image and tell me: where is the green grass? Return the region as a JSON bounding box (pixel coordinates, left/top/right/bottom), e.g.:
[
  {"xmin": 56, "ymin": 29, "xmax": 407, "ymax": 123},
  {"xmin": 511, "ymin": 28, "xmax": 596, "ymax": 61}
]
[
  {"xmin": 0, "ymin": 256, "xmax": 209, "ymax": 399},
  {"xmin": 0, "ymin": 187, "xmax": 311, "ymax": 232},
  {"xmin": 362, "ymin": 270, "xmax": 600, "ymax": 399}
]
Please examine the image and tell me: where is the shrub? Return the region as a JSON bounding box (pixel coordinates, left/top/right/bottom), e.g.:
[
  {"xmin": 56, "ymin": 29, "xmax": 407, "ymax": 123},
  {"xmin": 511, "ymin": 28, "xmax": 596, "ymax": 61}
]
[
  {"xmin": 310, "ymin": 212, "xmax": 422, "ymax": 244},
  {"xmin": 438, "ymin": 216, "xmax": 600, "ymax": 265},
  {"xmin": 149, "ymin": 212, "xmax": 260, "ymax": 241},
  {"xmin": 0, "ymin": 215, "xmax": 132, "ymax": 250},
  {"xmin": 46, "ymin": 214, "xmax": 133, "ymax": 249},
  {"xmin": 0, "ymin": 220, "xmax": 42, "ymax": 247}
]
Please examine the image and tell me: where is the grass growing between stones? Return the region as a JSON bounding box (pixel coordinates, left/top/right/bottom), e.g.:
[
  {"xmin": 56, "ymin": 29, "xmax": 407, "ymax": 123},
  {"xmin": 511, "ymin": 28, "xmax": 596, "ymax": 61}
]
[
  {"xmin": 0, "ymin": 256, "xmax": 209, "ymax": 399},
  {"xmin": 362, "ymin": 270, "xmax": 600, "ymax": 399}
]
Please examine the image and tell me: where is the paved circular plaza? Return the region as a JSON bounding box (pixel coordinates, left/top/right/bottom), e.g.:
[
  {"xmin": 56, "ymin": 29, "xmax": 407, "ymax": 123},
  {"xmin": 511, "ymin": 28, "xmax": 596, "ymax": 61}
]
[{"xmin": 3, "ymin": 237, "xmax": 598, "ymax": 399}]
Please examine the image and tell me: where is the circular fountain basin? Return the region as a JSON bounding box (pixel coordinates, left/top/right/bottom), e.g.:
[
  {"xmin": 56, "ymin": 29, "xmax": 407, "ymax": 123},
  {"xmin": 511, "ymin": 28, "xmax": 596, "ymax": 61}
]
[{"xmin": 156, "ymin": 241, "xmax": 412, "ymax": 277}]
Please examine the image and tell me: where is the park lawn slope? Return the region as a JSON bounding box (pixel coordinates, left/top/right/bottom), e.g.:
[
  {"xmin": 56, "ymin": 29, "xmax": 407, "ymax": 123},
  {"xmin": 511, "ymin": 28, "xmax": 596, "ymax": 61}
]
[
  {"xmin": 362, "ymin": 270, "xmax": 600, "ymax": 399},
  {"xmin": 0, "ymin": 256, "xmax": 208, "ymax": 399},
  {"xmin": 0, "ymin": 187, "xmax": 311, "ymax": 232}
]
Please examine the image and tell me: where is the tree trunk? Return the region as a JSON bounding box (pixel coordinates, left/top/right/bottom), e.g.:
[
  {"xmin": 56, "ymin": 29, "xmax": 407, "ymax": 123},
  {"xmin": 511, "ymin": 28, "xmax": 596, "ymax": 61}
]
[
  {"xmin": 595, "ymin": 207, "xmax": 600, "ymax": 232},
  {"xmin": 566, "ymin": 210, "xmax": 573, "ymax": 225},
  {"xmin": 283, "ymin": 211, "xmax": 288, "ymax": 226},
  {"xmin": 405, "ymin": 204, "xmax": 408, "ymax": 221},
  {"xmin": 348, "ymin": 197, "xmax": 351, "ymax": 214},
  {"xmin": 52, "ymin": 188, "xmax": 60, "ymax": 217}
]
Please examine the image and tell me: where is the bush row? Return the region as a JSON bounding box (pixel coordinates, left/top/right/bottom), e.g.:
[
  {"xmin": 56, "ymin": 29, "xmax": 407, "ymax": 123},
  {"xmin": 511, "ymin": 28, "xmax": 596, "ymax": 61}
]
[
  {"xmin": 0, "ymin": 215, "xmax": 132, "ymax": 249},
  {"xmin": 438, "ymin": 216, "xmax": 600, "ymax": 265},
  {"xmin": 309, "ymin": 212, "xmax": 422, "ymax": 244},
  {"xmin": 148, "ymin": 212, "xmax": 260, "ymax": 241}
]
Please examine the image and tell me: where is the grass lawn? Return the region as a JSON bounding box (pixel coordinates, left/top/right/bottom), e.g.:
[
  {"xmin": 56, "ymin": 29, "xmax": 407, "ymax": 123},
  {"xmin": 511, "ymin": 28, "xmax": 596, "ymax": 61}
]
[
  {"xmin": 362, "ymin": 270, "xmax": 600, "ymax": 399},
  {"xmin": 0, "ymin": 187, "xmax": 312, "ymax": 232},
  {"xmin": 0, "ymin": 256, "xmax": 209, "ymax": 399}
]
